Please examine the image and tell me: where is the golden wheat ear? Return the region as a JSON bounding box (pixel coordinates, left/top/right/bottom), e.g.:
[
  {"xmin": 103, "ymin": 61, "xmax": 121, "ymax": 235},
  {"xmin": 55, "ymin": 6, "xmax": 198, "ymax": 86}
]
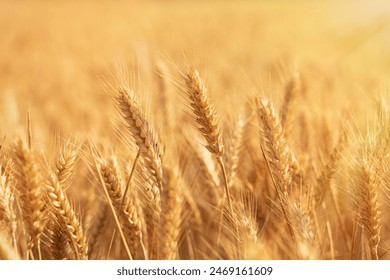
[
  {"xmin": 183, "ymin": 68, "xmax": 224, "ymax": 157},
  {"xmin": 45, "ymin": 173, "xmax": 88, "ymax": 260},
  {"xmin": 257, "ymin": 97, "xmax": 293, "ymax": 194},
  {"xmin": 223, "ymin": 114, "xmax": 245, "ymax": 189},
  {"xmin": 45, "ymin": 216, "xmax": 73, "ymax": 260},
  {"xmin": 182, "ymin": 67, "xmax": 243, "ymax": 257},
  {"xmin": 182, "ymin": 68, "xmax": 234, "ymax": 207},
  {"xmin": 0, "ymin": 158, "xmax": 17, "ymax": 251},
  {"xmin": 116, "ymin": 86, "xmax": 164, "ymax": 191},
  {"xmin": 115, "ymin": 85, "xmax": 162, "ymax": 259},
  {"xmin": 87, "ymin": 199, "xmax": 110, "ymax": 259},
  {"xmin": 13, "ymin": 138, "xmax": 46, "ymax": 260},
  {"xmin": 159, "ymin": 165, "xmax": 183, "ymax": 260},
  {"xmin": 280, "ymin": 71, "xmax": 301, "ymax": 139},
  {"xmin": 55, "ymin": 142, "xmax": 78, "ymax": 188},
  {"xmin": 256, "ymin": 96, "xmax": 297, "ymax": 245},
  {"xmin": 354, "ymin": 160, "xmax": 381, "ymax": 260},
  {"xmin": 97, "ymin": 156, "xmax": 146, "ymax": 259}
]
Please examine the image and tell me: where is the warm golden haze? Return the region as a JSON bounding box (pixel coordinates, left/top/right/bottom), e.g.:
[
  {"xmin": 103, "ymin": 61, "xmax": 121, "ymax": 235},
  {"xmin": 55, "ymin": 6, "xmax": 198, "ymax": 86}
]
[{"xmin": 0, "ymin": 0, "xmax": 390, "ymax": 260}]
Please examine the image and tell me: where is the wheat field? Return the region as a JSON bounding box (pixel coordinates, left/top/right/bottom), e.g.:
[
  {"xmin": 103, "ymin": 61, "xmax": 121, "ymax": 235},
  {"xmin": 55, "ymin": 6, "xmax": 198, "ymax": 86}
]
[{"xmin": 0, "ymin": 0, "xmax": 390, "ymax": 260}]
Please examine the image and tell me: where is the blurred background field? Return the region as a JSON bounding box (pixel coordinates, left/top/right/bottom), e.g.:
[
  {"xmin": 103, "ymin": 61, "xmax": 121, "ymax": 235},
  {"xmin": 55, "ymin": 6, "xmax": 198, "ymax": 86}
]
[{"xmin": 1, "ymin": 0, "xmax": 390, "ymax": 141}]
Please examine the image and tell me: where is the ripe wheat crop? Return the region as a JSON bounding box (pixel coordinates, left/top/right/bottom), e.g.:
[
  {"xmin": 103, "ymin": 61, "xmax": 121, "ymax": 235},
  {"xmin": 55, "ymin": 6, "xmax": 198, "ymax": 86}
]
[{"xmin": 0, "ymin": 0, "xmax": 390, "ymax": 260}]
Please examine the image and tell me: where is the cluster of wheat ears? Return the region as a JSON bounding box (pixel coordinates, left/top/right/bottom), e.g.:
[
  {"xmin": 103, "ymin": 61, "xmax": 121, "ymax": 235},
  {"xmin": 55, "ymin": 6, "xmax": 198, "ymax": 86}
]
[{"xmin": 0, "ymin": 63, "xmax": 389, "ymax": 260}]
